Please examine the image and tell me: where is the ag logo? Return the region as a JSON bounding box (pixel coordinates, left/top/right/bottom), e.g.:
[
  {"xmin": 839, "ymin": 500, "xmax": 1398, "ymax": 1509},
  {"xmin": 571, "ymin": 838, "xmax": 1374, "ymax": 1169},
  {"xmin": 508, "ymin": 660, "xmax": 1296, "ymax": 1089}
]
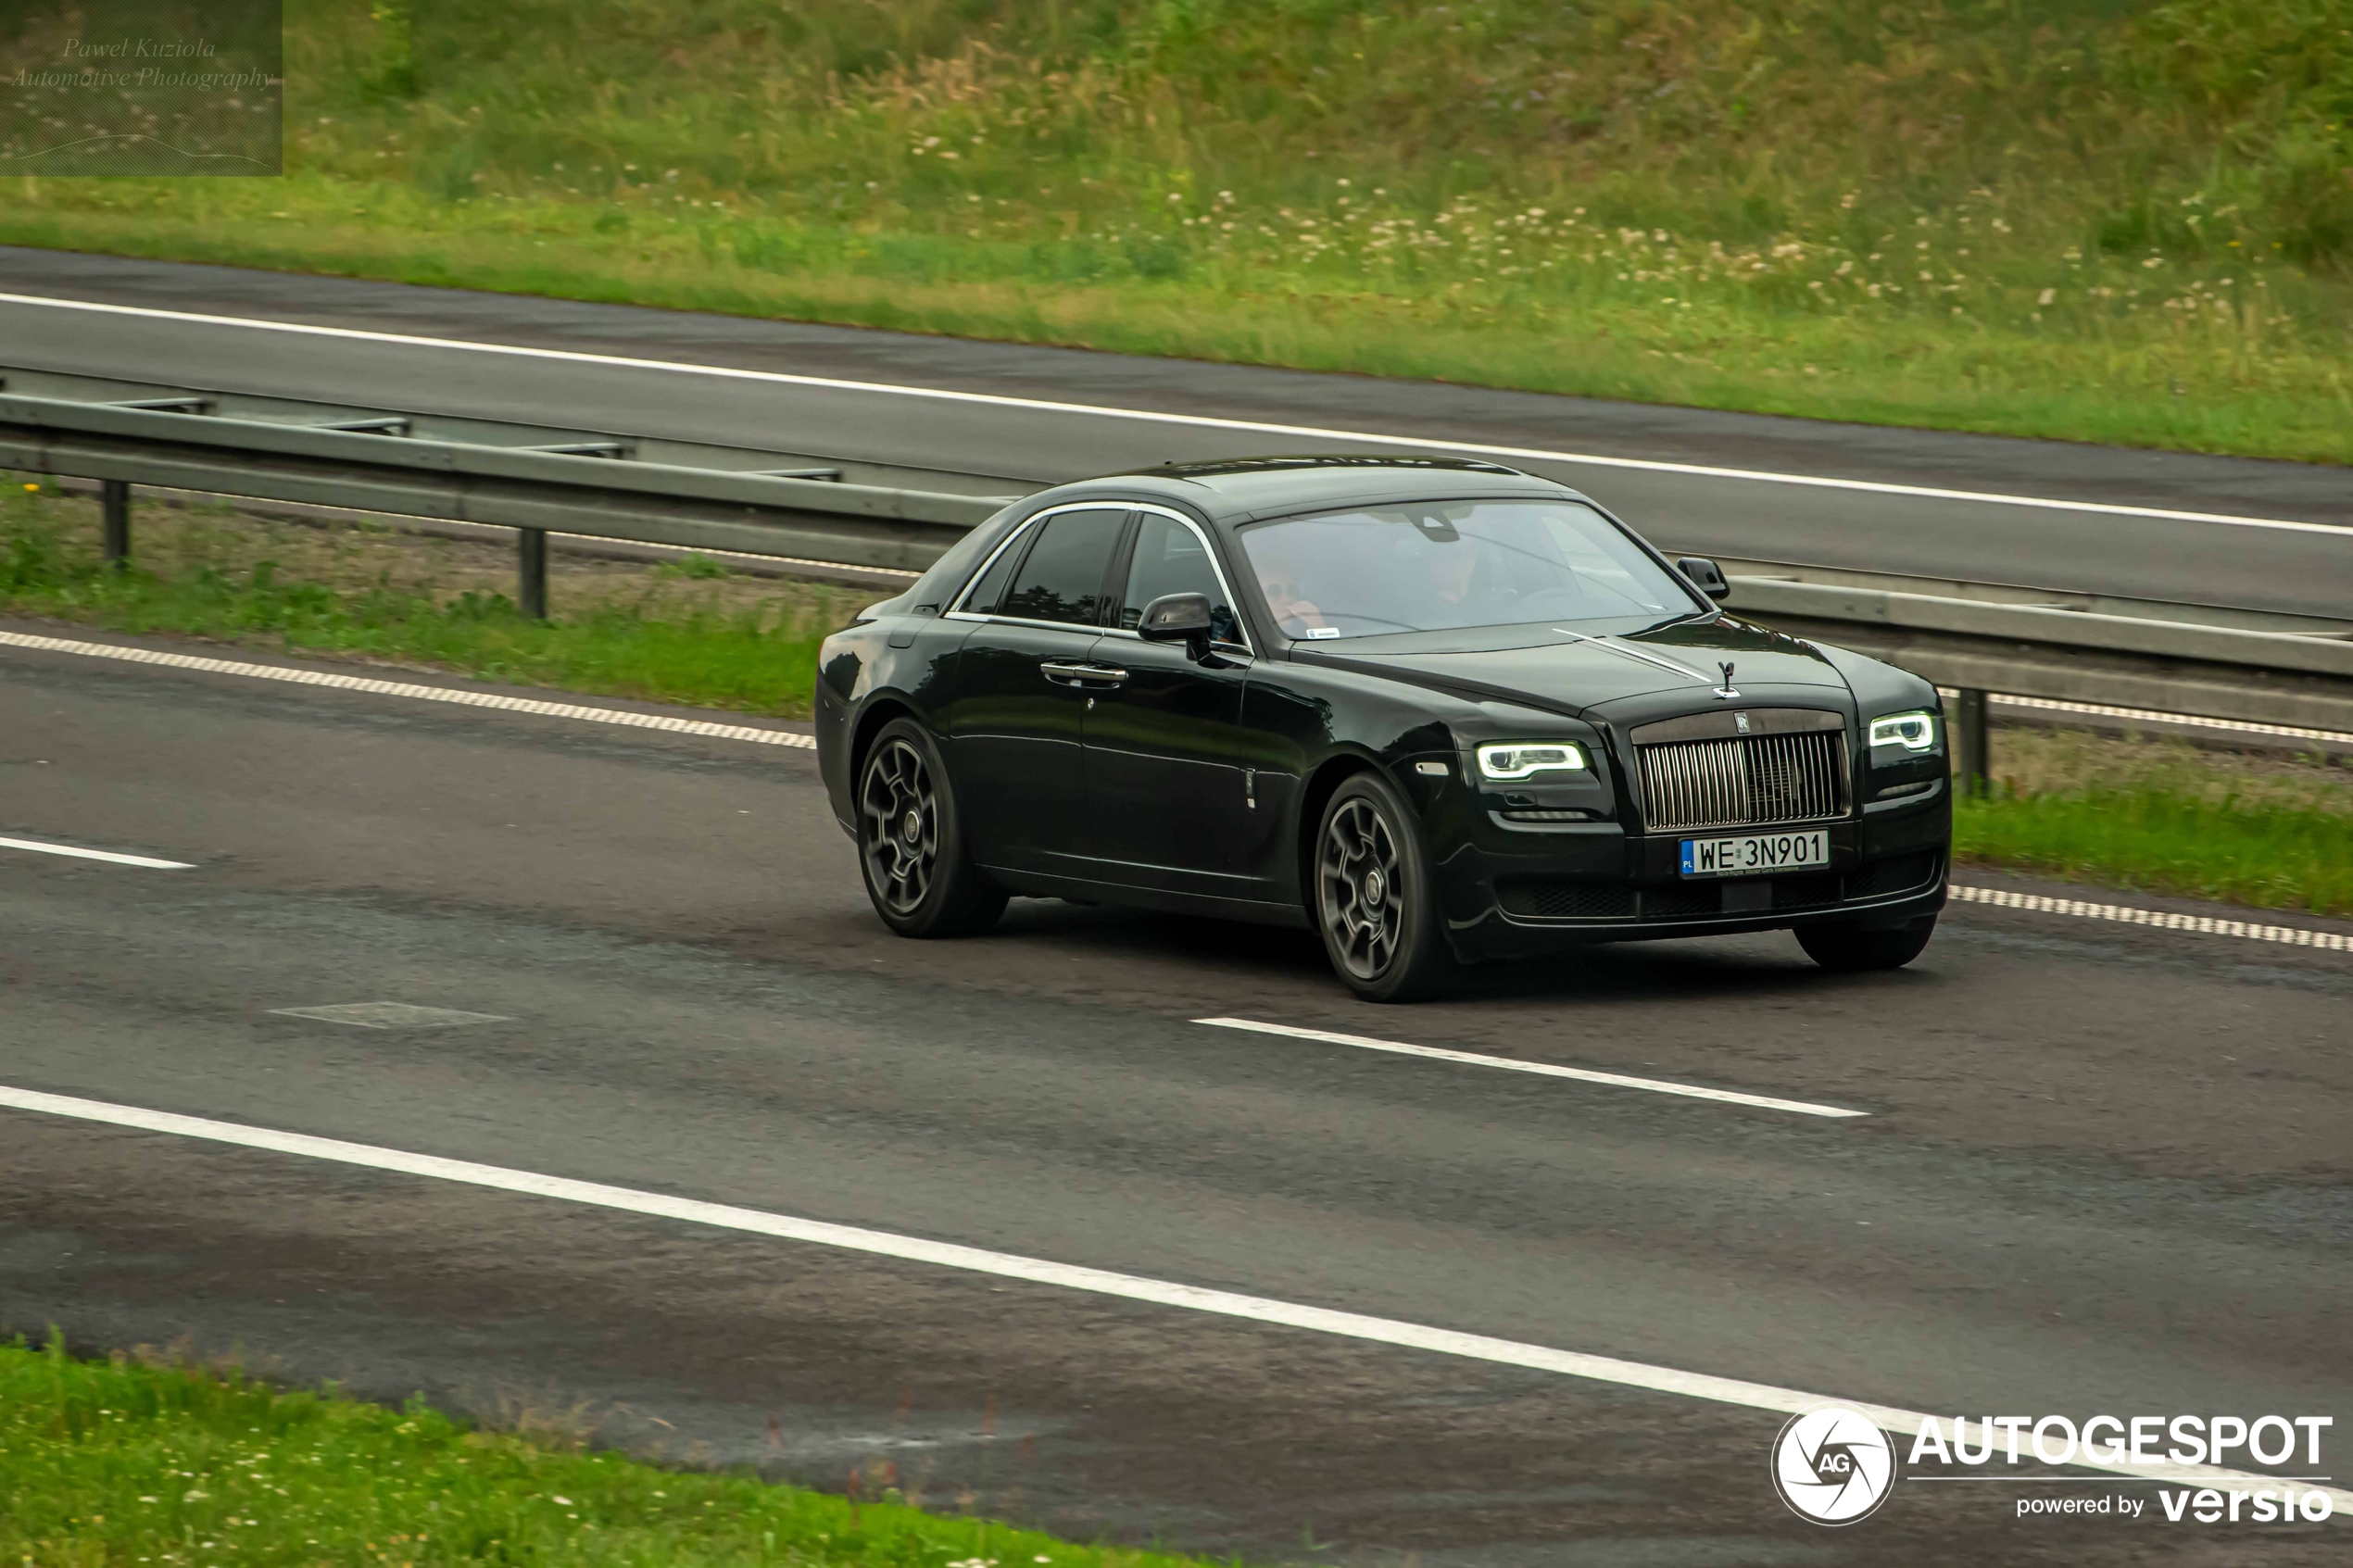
[{"xmin": 1770, "ymin": 1406, "xmax": 1896, "ymax": 1525}]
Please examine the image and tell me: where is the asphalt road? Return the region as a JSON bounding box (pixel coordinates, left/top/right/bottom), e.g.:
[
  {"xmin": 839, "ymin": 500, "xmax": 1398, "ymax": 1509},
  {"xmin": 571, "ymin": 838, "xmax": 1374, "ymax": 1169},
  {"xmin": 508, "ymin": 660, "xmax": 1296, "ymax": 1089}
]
[
  {"xmin": 3, "ymin": 626, "xmax": 2348, "ymax": 1565},
  {"xmin": 2, "ymin": 246, "xmax": 2348, "ymax": 617}
]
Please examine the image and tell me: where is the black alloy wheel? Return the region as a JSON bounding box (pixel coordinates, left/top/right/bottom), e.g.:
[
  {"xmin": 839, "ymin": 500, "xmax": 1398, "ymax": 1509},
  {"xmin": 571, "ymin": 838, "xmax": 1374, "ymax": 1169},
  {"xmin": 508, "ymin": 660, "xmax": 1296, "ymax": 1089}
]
[
  {"xmin": 856, "ymin": 718, "xmax": 1006, "ymax": 937},
  {"xmin": 1313, "ymin": 771, "xmax": 1453, "ymax": 1002},
  {"xmin": 1797, "ymin": 913, "xmax": 1937, "ymax": 972}
]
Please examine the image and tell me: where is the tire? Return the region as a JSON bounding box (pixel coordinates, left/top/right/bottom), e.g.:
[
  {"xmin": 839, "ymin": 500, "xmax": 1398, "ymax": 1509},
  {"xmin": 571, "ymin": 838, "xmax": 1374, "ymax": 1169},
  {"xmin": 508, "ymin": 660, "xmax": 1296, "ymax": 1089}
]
[
  {"xmin": 1312, "ymin": 771, "xmax": 1455, "ymax": 1002},
  {"xmin": 1797, "ymin": 914, "xmax": 1937, "ymax": 972},
  {"xmin": 855, "ymin": 718, "xmax": 1007, "ymax": 937}
]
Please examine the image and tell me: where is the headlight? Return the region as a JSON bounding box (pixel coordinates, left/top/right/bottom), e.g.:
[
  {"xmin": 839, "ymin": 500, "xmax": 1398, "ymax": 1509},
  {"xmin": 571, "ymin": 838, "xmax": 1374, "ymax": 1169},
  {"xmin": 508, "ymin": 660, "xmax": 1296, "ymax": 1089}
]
[
  {"xmin": 1475, "ymin": 741, "xmax": 1589, "ymax": 780},
  {"xmin": 1869, "ymin": 710, "xmax": 1937, "ymax": 753}
]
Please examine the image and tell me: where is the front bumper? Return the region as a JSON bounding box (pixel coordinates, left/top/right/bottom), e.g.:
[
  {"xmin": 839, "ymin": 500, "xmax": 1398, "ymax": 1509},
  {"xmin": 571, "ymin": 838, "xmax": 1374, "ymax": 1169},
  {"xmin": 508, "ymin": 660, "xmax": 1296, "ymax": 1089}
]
[{"xmin": 1429, "ymin": 788, "xmax": 1951, "ymax": 961}]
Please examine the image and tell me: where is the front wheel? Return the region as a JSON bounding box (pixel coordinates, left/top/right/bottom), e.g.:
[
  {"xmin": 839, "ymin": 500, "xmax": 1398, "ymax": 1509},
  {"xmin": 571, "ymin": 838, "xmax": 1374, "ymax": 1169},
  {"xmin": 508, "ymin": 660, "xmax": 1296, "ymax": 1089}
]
[
  {"xmin": 856, "ymin": 718, "xmax": 1006, "ymax": 937},
  {"xmin": 1797, "ymin": 914, "xmax": 1936, "ymax": 972},
  {"xmin": 1313, "ymin": 771, "xmax": 1455, "ymax": 1002}
]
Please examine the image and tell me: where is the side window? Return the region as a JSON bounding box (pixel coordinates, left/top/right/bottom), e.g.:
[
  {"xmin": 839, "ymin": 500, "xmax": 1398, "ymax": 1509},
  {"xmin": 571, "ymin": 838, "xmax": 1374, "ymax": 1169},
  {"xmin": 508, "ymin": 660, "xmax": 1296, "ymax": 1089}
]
[
  {"xmin": 1120, "ymin": 513, "xmax": 1242, "ymax": 646},
  {"xmin": 1000, "ymin": 508, "xmax": 1127, "ymax": 626},
  {"xmin": 958, "ymin": 522, "xmax": 1030, "ymax": 615}
]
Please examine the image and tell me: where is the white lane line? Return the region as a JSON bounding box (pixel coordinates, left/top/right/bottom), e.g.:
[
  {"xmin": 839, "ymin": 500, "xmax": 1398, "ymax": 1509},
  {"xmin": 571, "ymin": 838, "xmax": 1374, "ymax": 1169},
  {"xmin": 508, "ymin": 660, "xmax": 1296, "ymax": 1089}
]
[
  {"xmin": 1195, "ymin": 1016, "xmax": 1866, "ymax": 1118},
  {"xmin": 1987, "ymin": 694, "xmax": 2353, "ymax": 749},
  {"xmin": 3, "ymin": 1082, "xmax": 2339, "ymax": 1511},
  {"xmin": 270, "ymin": 1003, "xmax": 511, "ymax": 1029},
  {"xmin": 1950, "ymin": 884, "xmax": 2350, "ymax": 952},
  {"xmin": 0, "ymin": 834, "xmax": 193, "ymax": 869},
  {"xmin": 0, "ymin": 629, "xmax": 815, "ymax": 749},
  {"xmin": 6, "ymin": 292, "xmax": 2345, "ymax": 538}
]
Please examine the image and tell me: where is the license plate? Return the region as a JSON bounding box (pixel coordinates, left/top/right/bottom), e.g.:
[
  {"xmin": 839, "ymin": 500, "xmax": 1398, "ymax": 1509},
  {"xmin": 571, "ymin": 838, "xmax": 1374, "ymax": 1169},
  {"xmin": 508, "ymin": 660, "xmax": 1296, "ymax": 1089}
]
[{"xmin": 1680, "ymin": 829, "xmax": 1828, "ymax": 878}]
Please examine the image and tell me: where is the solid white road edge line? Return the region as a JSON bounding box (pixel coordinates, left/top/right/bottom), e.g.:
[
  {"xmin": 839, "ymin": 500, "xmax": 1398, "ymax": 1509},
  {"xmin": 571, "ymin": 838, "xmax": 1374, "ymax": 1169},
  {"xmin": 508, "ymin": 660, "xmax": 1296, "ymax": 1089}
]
[
  {"xmin": 3, "ymin": 1082, "xmax": 2341, "ymax": 1510},
  {"xmin": 1947, "ymin": 885, "xmax": 2351, "ymax": 953},
  {"xmin": 1195, "ymin": 1016, "xmax": 1865, "ymax": 1118},
  {"xmin": 0, "ymin": 834, "xmax": 193, "ymax": 869},
  {"xmin": 6, "ymin": 292, "xmax": 2346, "ymax": 538},
  {"xmin": 0, "ymin": 629, "xmax": 815, "ymax": 749}
]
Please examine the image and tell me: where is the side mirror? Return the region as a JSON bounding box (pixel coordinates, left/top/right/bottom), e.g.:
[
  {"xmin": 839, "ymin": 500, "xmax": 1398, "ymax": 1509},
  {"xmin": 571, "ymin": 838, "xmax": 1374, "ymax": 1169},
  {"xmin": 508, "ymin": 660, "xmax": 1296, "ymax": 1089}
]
[
  {"xmin": 1138, "ymin": 592, "xmax": 1215, "ymax": 651},
  {"xmin": 1677, "ymin": 557, "xmax": 1730, "ymax": 602}
]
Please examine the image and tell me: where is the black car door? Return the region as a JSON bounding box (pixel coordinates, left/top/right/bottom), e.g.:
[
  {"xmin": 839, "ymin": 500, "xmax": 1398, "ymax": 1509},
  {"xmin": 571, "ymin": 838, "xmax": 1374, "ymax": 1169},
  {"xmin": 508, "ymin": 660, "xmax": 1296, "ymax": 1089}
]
[
  {"xmin": 932, "ymin": 505, "xmax": 1130, "ymax": 880},
  {"xmin": 1084, "ymin": 508, "xmax": 1271, "ymax": 900}
]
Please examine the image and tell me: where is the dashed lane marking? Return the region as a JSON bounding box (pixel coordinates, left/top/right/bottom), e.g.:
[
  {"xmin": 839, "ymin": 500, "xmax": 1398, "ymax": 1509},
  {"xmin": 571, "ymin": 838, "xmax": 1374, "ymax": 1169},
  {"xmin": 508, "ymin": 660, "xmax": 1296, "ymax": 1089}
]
[
  {"xmin": 1950, "ymin": 884, "xmax": 2349, "ymax": 953},
  {"xmin": 1986, "ymin": 694, "xmax": 2353, "ymax": 749},
  {"xmin": 1194, "ymin": 1016, "xmax": 1867, "ymax": 1118},
  {"xmin": 0, "ymin": 629, "xmax": 815, "ymax": 748},
  {"xmin": 270, "ymin": 1003, "xmax": 512, "ymax": 1029},
  {"xmin": 0, "ymin": 834, "xmax": 194, "ymax": 869},
  {"xmin": 1, "ymin": 1082, "xmax": 2342, "ymax": 1511}
]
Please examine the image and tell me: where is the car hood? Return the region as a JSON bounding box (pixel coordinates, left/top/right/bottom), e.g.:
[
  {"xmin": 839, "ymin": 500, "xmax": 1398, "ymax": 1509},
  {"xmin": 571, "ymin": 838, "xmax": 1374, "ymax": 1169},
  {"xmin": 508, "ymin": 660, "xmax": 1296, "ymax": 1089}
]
[{"xmin": 1291, "ymin": 616, "xmax": 1848, "ymax": 718}]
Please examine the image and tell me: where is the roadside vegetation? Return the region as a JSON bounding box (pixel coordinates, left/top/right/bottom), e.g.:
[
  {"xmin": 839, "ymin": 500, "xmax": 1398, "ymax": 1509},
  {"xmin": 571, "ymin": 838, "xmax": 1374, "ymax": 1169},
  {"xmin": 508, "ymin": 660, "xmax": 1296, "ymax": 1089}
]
[
  {"xmin": 0, "ymin": 1332, "xmax": 1202, "ymax": 1568},
  {"xmin": 6, "ymin": 482, "xmax": 2348, "ymax": 917},
  {"xmin": 5, "ymin": 1, "xmax": 2351, "ymax": 460},
  {"xmin": 1954, "ymin": 728, "xmax": 2353, "ymax": 917}
]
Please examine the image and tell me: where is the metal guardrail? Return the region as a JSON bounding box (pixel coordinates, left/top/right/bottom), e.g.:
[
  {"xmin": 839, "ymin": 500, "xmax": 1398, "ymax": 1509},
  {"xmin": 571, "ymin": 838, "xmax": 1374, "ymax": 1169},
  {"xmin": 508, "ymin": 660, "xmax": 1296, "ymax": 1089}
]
[
  {"xmin": 1706, "ymin": 563, "xmax": 2353, "ymax": 786},
  {"xmin": 1717, "ymin": 567, "xmax": 2353, "ymax": 727},
  {"xmin": 0, "ymin": 370, "xmax": 1015, "ymax": 618},
  {"xmin": 5, "ymin": 365, "xmax": 2348, "ymax": 781}
]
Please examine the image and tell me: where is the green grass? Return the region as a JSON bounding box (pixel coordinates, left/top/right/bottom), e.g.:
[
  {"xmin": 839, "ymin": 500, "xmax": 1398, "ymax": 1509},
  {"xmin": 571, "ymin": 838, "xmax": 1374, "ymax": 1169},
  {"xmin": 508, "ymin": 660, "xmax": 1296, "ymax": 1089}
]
[
  {"xmin": 1955, "ymin": 729, "xmax": 2353, "ymax": 916},
  {"xmin": 1959, "ymin": 786, "xmax": 2353, "ymax": 916},
  {"xmin": 0, "ymin": 1333, "xmax": 1209, "ymax": 1568},
  {"xmin": 5, "ymin": 1, "xmax": 2353, "ymax": 461},
  {"xmin": 0, "ymin": 483, "xmax": 840, "ymax": 719}
]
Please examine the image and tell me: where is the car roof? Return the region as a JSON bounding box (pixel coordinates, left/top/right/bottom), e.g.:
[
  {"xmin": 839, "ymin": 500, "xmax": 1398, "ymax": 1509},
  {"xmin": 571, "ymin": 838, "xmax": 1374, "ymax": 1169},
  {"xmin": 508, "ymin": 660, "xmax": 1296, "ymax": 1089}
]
[{"xmin": 1029, "ymin": 455, "xmax": 1588, "ymax": 522}]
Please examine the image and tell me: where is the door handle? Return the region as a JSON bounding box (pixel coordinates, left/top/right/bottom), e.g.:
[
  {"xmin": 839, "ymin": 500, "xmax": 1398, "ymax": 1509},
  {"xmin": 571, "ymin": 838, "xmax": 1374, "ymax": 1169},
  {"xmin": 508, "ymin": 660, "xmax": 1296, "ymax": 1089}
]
[{"xmin": 1039, "ymin": 661, "xmax": 1129, "ymax": 687}]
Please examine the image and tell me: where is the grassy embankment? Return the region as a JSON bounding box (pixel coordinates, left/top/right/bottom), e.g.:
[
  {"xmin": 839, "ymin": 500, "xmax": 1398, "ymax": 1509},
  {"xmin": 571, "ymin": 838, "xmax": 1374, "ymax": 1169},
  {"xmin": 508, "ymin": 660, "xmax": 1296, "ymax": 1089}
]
[
  {"xmin": 0, "ymin": 1333, "xmax": 1204, "ymax": 1568},
  {"xmin": 4, "ymin": 0, "xmax": 2351, "ymax": 460},
  {"xmin": 1952, "ymin": 730, "xmax": 2353, "ymax": 917},
  {"xmin": 7, "ymin": 483, "xmax": 2349, "ymax": 918}
]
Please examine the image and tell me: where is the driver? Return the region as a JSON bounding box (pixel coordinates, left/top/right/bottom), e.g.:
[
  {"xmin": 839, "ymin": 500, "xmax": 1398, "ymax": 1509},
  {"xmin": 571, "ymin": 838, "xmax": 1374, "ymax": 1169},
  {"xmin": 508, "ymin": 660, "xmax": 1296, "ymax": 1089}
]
[
  {"xmin": 1252, "ymin": 531, "xmax": 1345, "ymax": 634},
  {"xmin": 1257, "ymin": 565, "xmax": 1331, "ymax": 638}
]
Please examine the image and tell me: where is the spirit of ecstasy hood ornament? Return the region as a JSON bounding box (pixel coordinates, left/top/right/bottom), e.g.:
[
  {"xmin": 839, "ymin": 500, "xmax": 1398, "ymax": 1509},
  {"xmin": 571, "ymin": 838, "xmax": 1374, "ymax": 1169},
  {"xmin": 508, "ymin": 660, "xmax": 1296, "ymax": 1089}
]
[{"xmin": 1714, "ymin": 661, "xmax": 1741, "ymax": 699}]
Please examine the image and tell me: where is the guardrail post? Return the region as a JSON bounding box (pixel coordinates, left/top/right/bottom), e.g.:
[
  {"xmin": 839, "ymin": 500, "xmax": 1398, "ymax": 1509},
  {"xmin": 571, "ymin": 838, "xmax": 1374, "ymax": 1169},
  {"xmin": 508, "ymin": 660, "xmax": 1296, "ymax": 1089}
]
[
  {"xmin": 100, "ymin": 479, "xmax": 132, "ymax": 568},
  {"xmin": 1953, "ymin": 688, "xmax": 1990, "ymax": 798},
  {"xmin": 516, "ymin": 527, "xmax": 548, "ymax": 621}
]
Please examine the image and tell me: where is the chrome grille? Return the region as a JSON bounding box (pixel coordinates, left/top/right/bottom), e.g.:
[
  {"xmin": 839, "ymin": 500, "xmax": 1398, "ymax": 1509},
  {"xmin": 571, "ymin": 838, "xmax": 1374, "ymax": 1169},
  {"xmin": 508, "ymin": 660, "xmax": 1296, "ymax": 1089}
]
[{"xmin": 1637, "ymin": 732, "xmax": 1846, "ymax": 832}]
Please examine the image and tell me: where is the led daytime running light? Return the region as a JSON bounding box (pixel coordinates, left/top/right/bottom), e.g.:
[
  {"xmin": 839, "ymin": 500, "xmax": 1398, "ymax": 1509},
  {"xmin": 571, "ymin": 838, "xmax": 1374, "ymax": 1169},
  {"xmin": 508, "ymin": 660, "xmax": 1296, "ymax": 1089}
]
[
  {"xmin": 1869, "ymin": 710, "xmax": 1937, "ymax": 753},
  {"xmin": 1476, "ymin": 742, "xmax": 1589, "ymax": 780}
]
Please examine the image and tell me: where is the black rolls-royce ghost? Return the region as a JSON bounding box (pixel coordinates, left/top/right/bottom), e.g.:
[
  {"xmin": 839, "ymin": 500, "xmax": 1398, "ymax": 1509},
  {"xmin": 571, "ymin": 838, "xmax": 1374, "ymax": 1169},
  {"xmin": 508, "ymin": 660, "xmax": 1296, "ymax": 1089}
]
[{"xmin": 815, "ymin": 457, "xmax": 1949, "ymax": 1000}]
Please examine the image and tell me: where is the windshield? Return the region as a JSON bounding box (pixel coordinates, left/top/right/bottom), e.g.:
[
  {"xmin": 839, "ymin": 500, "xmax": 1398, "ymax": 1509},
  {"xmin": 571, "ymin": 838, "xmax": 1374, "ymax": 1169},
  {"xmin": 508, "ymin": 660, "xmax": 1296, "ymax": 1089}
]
[{"xmin": 1237, "ymin": 498, "xmax": 1700, "ymax": 641}]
